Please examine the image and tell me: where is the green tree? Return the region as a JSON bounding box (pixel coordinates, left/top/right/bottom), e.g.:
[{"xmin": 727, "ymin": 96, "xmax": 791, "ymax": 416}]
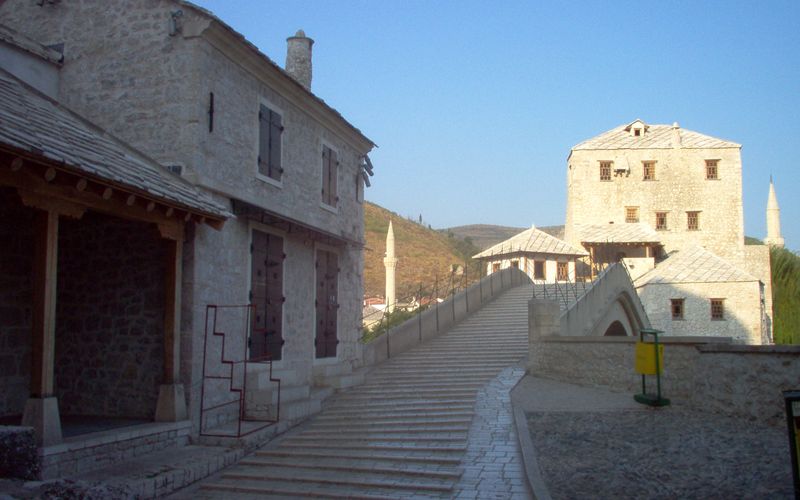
[{"xmin": 771, "ymin": 246, "xmax": 800, "ymax": 344}]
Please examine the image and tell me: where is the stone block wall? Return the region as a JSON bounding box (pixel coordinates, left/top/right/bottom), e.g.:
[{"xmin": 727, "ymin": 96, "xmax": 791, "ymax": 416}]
[
  {"xmin": 0, "ymin": 426, "xmax": 39, "ymax": 479},
  {"xmin": 0, "ymin": 189, "xmax": 33, "ymax": 418},
  {"xmin": 529, "ymin": 323, "xmax": 800, "ymax": 425},
  {"xmin": 56, "ymin": 212, "xmax": 165, "ymax": 419},
  {"xmin": 637, "ymin": 280, "xmax": 762, "ymax": 344}
]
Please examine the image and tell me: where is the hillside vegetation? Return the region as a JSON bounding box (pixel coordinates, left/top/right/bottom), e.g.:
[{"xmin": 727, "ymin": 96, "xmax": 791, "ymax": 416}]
[
  {"xmin": 363, "ymin": 202, "xmax": 481, "ymax": 299},
  {"xmin": 771, "ymin": 246, "xmax": 800, "ymax": 344}
]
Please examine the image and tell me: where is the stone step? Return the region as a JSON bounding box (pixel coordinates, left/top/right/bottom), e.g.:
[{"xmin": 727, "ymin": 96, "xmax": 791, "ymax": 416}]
[
  {"xmin": 278, "ymin": 441, "xmax": 467, "ymax": 453},
  {"xmin": 283, "ymin": 432, "xmax": 466, "ymax": 443},
  {"xmin": 308, "ymin": 419, "xmax": 472, "ymax": 430},
  {"xmin": 238, "ymin": 456, "xmax": 461, "ymax": 480},
  {"xmin": 318, "ymin": 405, "xmax": 474, "ymax": 418},
  {"xmin": 314, "ymin": 410, "xmax": 474, "ymax": 421},
  {"xmin": 254, "ymin": 448, "xmax": 463, "ymax": 465},
  {"xmin": 201, "ymin": 477, "xmax": 448, "ymax": 499},
  {"xmin": 218, "ymin": 465, "xmax": 456, "ymax": 493}
]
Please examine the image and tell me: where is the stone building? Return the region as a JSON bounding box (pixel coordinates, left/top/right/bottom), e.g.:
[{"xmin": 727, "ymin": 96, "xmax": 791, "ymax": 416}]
[
  {"xmin": 564, "ymin": 119, "xmax": 773, "ymax": 343},
  {"xmin": 474, "ymin": 225, "xmax": 587, "ymax": 283},
  {"xmin": 1, "ymin": 0, "xmax": 373, "ymax": 475}
]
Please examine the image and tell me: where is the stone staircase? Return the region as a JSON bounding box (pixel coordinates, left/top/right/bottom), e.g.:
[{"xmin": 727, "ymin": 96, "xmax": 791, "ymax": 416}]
[{"xmin": 195, "ymin": 283, "xmax": 532, "ymax": 498}]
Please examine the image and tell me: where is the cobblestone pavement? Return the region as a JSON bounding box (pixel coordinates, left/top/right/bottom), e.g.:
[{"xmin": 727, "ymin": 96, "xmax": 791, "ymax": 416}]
[
  {"xmin": 516, "ymin": 376, "xmax": 795, "ymax": 499},
  {"xmin": 453, "ymin": 365, "xmax": 532, "ymax": 499}
]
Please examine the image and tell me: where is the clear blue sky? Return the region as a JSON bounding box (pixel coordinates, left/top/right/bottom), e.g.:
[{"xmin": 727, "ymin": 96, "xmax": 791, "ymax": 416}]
[{"xmin": 194, "ymin": 0, "xmax": 799, "ymax": 250}]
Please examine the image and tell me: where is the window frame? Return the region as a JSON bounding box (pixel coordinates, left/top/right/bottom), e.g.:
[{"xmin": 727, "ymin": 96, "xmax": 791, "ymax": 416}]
[
  {"xmin": 556, "ymin": 261, "xmax": 569, "ymax": 282},
  {"xmin": 655, "ymin": 211, "xmax": 668, "ymax": 231},
  {"xmin": 599, "ymin": 161, "xmax": 612, "ymax": 181},
  {"xmin": 687, "ymin": 211, "xmax": 700, "ymax": 231},
  {"xmin": 256, "ymin": 99, "xmax": 285, "ymax": 187},
  {"xmin": 642, "ymin": 161, "xmax": 656, "ymax": 181},
  {"xmin": 670, "ymin": 298, "xmax": 684, "ymax": 320},
  {"xmin": 705, "ymin": 159, "xmax": 719, "ymax": 180},
  {"xmin": 710, "ymin": 298, "xmax": 725, "ymax": 320},
  {"xmin": 625, "ymin": 206, "xmax": 640, "ymax": 224},
  {"xmin": 533, "ymin": 260, "xmax": 545, "ymax": 280}
]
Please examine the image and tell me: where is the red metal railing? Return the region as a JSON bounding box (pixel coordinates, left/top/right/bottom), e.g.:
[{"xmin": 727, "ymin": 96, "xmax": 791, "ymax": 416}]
[{"xmin": 199, "ymin": 304, "xmax": 281, "ymax": 438}]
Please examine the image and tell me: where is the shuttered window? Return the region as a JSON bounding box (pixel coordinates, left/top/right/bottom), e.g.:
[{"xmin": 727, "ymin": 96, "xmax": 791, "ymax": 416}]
[
  {"xmin": 321, "ymin": 145, "xmax": 338, "ymax": 207},
  {"xmin": 258, "ymin": 104, "xmax": 283, "ymax": 182}
]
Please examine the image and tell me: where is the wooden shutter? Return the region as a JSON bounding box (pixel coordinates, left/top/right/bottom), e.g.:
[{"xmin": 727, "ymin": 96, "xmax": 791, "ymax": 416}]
[
  {"xmin": 329, "ymin": 148, "xmax": 338, "ymax": 207},
  {"xmin": 268, "ymin": 110, "xmax": 283, "ymax": 181},
  {"xmin": 322, "ymin": 146, "xmax": 331, "ymax": 205},
  {"xmin": 257, "ymin": 105, "xmax": 270, "ymax": 177}
]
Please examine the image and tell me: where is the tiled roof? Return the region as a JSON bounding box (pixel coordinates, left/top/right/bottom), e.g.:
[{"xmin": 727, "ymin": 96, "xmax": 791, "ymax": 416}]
[
  {"xmin": 473, "ymin": 226, "xmax": 588, "ymax": 259},
  {"xmin": 0, "ymin": 24, "xmax": 62, "ymax": 65},
  {"xmin": 572, "ymin": 121, "xmax": 740, "ymax": 151},
  {"xmin": 635, "ymin": 245, "xmax": 756, "ymax": 285},
  {"xmin": 0, "ymin": 69, "xmax": 230, "ymax": 219},
  {"xmin": 574, "ymin": 223, "xmax": 661, "ymax": 244}
]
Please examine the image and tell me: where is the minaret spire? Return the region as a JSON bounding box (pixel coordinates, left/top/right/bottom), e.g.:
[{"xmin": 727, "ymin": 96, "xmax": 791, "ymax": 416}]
[
  {"xmin": 383, "ymin": 221, "xmax": 398, "ymax": 313},
  {"xmin": 764, "ymin": 178, "xmax": 785, "ymax": 248}
]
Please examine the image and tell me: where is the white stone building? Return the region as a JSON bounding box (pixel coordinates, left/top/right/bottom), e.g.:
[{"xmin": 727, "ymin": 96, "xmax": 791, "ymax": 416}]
[
  {"xmin": 0, "ymin": 0, "xmax": 374, "ymax": 467},
  {"xmin": 474, "ymin": 225, "xmax": 587, "ymax": 283},
  {"xmin": 564, "ymin": 119, "xmax": 773, "ymax": 343}
]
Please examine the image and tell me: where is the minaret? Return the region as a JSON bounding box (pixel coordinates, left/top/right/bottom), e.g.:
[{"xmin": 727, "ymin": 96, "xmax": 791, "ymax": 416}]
[
  {"xmin": 764, "ymin": 178, "xmax": 785, "ymax": 248},
  {"xmin": 383, "ymin": 221, "xmax": 398, "ymax": 313}
]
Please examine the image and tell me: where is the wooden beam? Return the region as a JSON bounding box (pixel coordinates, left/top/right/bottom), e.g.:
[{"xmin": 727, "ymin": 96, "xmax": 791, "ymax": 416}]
[
  {"xmin": 31, "ymin": 209, "xmax": 59, "ymax": 398},
  {"xmin": 163, "ymin": 236, "xmax": 182, "ymax": 384}
]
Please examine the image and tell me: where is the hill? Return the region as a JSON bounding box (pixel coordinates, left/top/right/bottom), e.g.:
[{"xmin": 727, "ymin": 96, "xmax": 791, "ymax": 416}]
[
  {"xmin": 445, "ymin": 224, "xmax": 565, "ymax": 251},
  {"xmin": 364, "ymin": 202, "xmax": 481, "ymax": 299}
]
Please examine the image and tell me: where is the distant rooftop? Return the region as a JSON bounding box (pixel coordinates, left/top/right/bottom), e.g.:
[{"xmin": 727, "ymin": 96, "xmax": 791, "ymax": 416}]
[
  {"xmin": 473, "ymin": 225, "xmax": 587, "ymax": 259},
  {"xmin": 635, "ymin": 245, "xmax": 756, "ymax": 285},
  {"xmin": 574, "ymin": 223, "xmax": 661, "ymax": 245},
  {"xmin": 572, "ymin": 120, "xmax": 740, "ymax": 151}
]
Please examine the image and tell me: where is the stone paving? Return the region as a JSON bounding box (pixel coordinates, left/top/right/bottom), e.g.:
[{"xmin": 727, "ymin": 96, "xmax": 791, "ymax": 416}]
[{"xmin": 453, "ymin": 365, "xmax": 530, "ymax": 499}]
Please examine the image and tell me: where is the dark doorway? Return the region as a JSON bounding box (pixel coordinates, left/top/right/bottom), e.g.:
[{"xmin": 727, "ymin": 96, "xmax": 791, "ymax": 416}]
[
  {"xmin": 315, "ymin": 250, "xmax": 339, "ymax": 358},
  {"xmin": 249, "ymin": 229, "xmax": 285, "ymax": 361}
]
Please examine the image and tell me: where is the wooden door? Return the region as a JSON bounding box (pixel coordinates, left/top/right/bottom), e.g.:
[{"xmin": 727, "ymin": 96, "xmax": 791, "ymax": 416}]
[
  {"xmin": 315, "ymin": 250, "xmax": 339, "ymax": 358},
  {"xmin": 250, "ymin": 230, "xmax": 284, "ymax": 361}
]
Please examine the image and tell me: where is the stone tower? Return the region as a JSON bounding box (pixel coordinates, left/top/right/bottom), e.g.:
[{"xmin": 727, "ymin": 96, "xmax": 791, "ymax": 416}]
[
  {"xmin": 383, "ymin": 221, "xmax": 397, "ymax": 313},
  {"xmin": 764, "ymin": 178, "xmax": 785, "ymax": 248},
  {"xmin": 285, "ymin": 29, "xmax": 313, "ymax": 90}
]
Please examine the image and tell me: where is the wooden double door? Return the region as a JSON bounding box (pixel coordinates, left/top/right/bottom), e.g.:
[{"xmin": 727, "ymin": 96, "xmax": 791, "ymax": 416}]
[{"xmin": 250, "ymin": 229, "xmax": 284, "ymax": 361}]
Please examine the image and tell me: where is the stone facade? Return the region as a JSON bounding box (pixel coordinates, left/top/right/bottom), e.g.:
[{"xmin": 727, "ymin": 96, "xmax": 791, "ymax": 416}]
[
  {"xmin": 55, "ymin": 213, "xmax": 165, "ymax": 419},
  {"xmin": 0, "ymin": 0, "xmax": 373, "ymax": 435},
  {"xmin": 565, "ymin": 122, "xmax": 744, "ymax": 263},
  {"xmin": 637, "ymin": 281, "xmax": 763, "ymax": 344},
  {"xmin": 0, "ymin": 189, "xmax": 33, "ymax": 418}
]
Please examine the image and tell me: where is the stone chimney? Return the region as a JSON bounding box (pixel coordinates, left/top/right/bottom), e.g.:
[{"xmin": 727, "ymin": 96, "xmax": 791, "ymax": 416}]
[
  {"xmin": 671, "ymin": 122, "xmax": 682, "ymax": 148},
  {"xmin": 285, "ymin": 29, "xmax": 314, "ymax": 90}
]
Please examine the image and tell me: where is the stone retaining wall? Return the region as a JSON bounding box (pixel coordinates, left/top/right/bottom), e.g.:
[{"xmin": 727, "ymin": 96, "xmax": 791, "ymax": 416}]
[{"xmin": 529, "ymin": 300, "xmax": 800, "ymax": 425}]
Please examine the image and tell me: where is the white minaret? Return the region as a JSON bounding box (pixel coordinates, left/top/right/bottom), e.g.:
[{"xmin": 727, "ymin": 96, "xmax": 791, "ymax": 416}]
[
  {"xmin": 764, "ymin": 178, "xmax": 785, "ymax": 248},
  {"xmin": 383, "ymin": 221, "xmax": 398, "ymax": 313}
]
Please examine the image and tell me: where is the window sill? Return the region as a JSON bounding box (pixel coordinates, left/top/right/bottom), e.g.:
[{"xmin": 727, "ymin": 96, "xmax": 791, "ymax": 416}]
[
  {"xmin": 256, "ymin": 173, "xmax": 283, "ymax": 188},
  {"xmin": 320, "ymin": 202, "xmax": 339, "ymax": 214}
]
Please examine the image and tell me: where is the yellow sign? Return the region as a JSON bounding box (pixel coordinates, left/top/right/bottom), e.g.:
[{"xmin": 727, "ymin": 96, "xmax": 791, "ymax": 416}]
[{"xmin": 635, "ymin": 342, "xmax": 664, "ymax": 375}]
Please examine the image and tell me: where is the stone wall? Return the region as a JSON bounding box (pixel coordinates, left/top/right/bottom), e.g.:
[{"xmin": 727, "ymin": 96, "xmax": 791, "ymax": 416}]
[
  {"xmin": 55, "ymin": 212, "xmax": 165, "ymax": 419},
  {"xmin": 528, "ymin": 299, "xmax": 800, "ymax": 425},
  {"xmin": 565, "ymin": 143, "xmax": 745, "ymax": 265},
  {"xmin": 0, "ymin": 189, "xmax": 33, "ymax": 418},
  {"xmin": 637, "ymin": 280, "xmax": 762, "ymax": 344}
]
